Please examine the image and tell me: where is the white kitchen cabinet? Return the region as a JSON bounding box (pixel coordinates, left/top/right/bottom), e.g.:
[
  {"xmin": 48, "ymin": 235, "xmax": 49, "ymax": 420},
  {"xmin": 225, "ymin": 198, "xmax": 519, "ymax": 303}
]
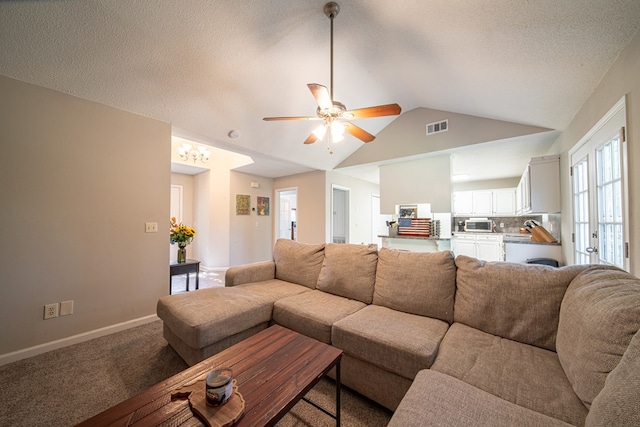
[
  {"xmin": 453, "ymin": 191, "xmax": 473, "ymax": 215},
  {"xmin": 452, "ymin": 233, "xmax": 504, "ymax": 261},
  {"xmin": 476, "ymin": 234, "xmax": 504, "ymax": 261},
  {"xmin": 454, "ymin": 189, "xmax": 515, "ymax": 216},
  {"xmin": 453, "ymin": 234, "xmax": 477, "ymax": 257},
  {"xmin": 516, "ymin": 155, "xmax": 560, "ymax": 214},
  {"xmin": 472, "ymin": 191, "xmax": 493, "ymax": 215},
  {"xmin": 492, "ymin": 189, "xmax": 516, "ymax": 215}
]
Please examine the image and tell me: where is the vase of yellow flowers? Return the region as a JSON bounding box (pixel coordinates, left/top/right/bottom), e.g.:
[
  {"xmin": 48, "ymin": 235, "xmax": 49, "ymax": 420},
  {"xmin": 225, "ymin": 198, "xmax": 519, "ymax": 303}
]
[{"xmin": 170, "ymin": 217, "xmax": 197, "ymax": 263}]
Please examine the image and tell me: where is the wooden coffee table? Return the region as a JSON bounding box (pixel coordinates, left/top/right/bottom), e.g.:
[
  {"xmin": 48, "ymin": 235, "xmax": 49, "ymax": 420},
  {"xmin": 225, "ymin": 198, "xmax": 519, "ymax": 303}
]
[{"xmin": 76, "ymin": 325, "xmax": 343, "ymax": 426}]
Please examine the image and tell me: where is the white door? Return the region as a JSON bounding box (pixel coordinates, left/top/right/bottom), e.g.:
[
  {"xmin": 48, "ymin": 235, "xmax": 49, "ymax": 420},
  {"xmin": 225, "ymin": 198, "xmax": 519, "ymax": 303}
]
[{"xmin": 570, "ymin": 98, "xmax": 629, "ymax": 271}]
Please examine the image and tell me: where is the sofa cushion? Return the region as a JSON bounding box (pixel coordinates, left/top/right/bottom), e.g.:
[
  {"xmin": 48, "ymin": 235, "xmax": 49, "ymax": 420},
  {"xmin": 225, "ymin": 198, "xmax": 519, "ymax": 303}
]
[
  {"xmin": 157, "ymin": 279, "xmax": 309, "ymax": 349},
  {"xmin": 556, "ymin": 265, "xmax": 640, "ymax": 408},
  {"xmin": 373, "ymin": 249, "xmax": 455, "ymax": 323},
  {"xmin": 389, "ymin": 370, "xmax": 575, "ymax": 427},
  {"xmin": 431, "ymin": 323, "xmax": 587, "ymax": 426},
  {"xmin": 332, "ymin": 305, "xmax": 449, "ymax": 379},
  {"xmin": 316, "ymin": 243, "xmax": 378, "ymax": 304},
  {"xmin": 586, "ymin": 329, "xmax": 640, "ymax": 426},
  {"xmin": 273, "ymin": 290, "xmax": 366, "ymax": 343},
  {"xmin": 454, "ymin": 256, "xmax": 586, "ymax": 351},
  {"xmin": 273, "ymin": 239, "xmax": 324, "ymax": 289}
]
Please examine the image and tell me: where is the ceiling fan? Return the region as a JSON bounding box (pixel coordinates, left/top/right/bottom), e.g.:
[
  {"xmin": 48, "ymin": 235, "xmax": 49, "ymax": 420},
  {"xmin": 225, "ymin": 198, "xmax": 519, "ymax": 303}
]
[{"xmin": 263, "ymin": 2, "xmax": 402, "ymax": 153}]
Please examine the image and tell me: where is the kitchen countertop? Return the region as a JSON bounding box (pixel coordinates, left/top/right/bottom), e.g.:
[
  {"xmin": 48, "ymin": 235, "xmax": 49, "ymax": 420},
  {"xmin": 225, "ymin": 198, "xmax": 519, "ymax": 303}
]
[
  {"xmin": 378, "ymin": 234, "xmax": 451, "ymax": 240},
  {"xmin": 452, "ymin": 232, "xmax": 561, "ymax": 245}
]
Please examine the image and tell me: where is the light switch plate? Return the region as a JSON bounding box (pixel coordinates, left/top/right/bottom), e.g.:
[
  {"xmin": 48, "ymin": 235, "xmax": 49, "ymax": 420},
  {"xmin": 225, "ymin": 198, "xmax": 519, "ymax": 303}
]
[
  {"xmin": 60, "ymin": 300, "xmax": 74, "ymax": 316},
  {"xmin": 145, "ymin": 222, "xmax": 158, "ymax": 233}
]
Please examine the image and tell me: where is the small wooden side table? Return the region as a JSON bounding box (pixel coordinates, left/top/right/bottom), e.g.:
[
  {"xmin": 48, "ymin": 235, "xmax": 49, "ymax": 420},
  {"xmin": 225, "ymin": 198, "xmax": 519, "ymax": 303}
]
[{"xmin": 169, "ymin": 259, "xmax": 200, "ymax": 294}]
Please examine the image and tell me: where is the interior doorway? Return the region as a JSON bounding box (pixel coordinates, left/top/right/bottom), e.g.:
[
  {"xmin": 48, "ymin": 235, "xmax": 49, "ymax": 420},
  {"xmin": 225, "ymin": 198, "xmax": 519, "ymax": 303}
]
[
  {"xmin": 276, "ymin": 188, "xmax": 297, "ymax": 241},
  {"xmin": 332, "ymin": 186, "xmax": 349, "ymax": 244}
]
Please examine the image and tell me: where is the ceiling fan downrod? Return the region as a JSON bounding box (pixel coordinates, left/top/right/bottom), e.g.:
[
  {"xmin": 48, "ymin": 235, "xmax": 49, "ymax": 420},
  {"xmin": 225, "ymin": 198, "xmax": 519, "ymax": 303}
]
[{"xmin": 324, "ymin": 2, "xmax": 340, "ymax": 101}]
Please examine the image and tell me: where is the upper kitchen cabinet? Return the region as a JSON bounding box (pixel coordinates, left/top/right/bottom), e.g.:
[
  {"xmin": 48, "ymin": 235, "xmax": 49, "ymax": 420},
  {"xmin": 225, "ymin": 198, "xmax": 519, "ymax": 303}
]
[
  {"xmin": 492, "ymin": 188, "xmax": 516, "ymax": 215},
  {"xmin": 516, "ymin": 155, "xmax": 560, "ymax": 215},
  {"xmin": 454, "ymin": 188, "xmax": 515, "ymax": 216}
]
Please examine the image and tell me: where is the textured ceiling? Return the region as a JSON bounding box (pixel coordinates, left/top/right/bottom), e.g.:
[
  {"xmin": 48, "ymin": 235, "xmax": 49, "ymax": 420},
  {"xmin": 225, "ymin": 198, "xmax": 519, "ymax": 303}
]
[{"xmin": 1, "ymin": 1, "xmax": 639, "ymax": 181}]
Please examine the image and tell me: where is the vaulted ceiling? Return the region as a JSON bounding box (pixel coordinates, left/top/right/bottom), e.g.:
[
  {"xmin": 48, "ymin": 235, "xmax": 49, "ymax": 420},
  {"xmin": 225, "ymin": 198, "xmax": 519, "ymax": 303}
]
[{"xmin": 1, "ymin": 1, "xmax": 639, "ymax": 182}]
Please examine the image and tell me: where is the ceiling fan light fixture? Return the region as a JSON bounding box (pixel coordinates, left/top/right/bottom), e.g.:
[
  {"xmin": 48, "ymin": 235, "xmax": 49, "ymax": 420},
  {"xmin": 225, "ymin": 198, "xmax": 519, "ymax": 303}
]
[
  {"xmin": 331, "ymin": 121, "xmax": 345, "ymax": 142},
  {"xmin": 262, "ymin": 2, "xmax": 401, "ymax": 149},
  {"xmin": 313, "ymin": 124, "xmax": 328, "ymax": 140}
]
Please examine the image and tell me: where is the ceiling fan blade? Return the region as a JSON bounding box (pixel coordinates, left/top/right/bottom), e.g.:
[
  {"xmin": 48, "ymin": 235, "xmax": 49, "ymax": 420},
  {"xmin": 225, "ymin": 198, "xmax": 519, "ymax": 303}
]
[
  {"xmin": 303, "ymin": 132, "xmax": 318, "ymax": 145},
  {"xmin": 344, "ymin": 122, "xmax": 375, "ymax": 143},
  {"xmin": 307, "ymin": 83, "xmax": 333, "ymax": 110},
  {"xmin": 263, "ymin": 116, "xmax": 321, "ymax": 121},
  {"xmin": 345, "ymin": 103, "xmax": 402, "ymax": 119}
]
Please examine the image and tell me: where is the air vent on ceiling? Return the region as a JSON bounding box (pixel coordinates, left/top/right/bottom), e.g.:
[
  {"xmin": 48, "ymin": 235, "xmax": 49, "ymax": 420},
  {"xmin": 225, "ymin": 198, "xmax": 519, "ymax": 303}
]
[{"xmin": 426, "ymin": 119, "xmax": 448, "ymax": 135}]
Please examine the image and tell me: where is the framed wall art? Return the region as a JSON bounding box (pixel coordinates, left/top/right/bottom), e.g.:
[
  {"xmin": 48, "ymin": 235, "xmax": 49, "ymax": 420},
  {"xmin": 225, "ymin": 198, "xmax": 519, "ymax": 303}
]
[
  {"xmin": 257, "ymin": 196, "xmax": 270, "ymax": 216},
  {"xmin": 236, "ymin": 194, "xmax": 250, "ymax": 215}
]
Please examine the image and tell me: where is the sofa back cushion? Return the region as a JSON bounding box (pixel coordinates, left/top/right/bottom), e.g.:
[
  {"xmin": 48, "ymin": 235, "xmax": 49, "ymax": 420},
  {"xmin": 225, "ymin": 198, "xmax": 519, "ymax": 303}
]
[
  {"xmin": 556, "ymin": 265, "xmax": 640, "ymax": 408},
  {"xmin": 454, "ymin": 256, "xmax": 586, "ymax": 351},
  {"xmin": 316, "ymin": 243, "xmax": 378, "ymax": 303},
  {"xmin": 273, "ymin": 239, "xmax": 325, "ymax": 289},
  {"xmin": 585, "ymin": 329, "xmax": 640, "ymax": 426},
  {"xmin": 373, "ymin": 249, "xmax": 456, "ymax": 323}
]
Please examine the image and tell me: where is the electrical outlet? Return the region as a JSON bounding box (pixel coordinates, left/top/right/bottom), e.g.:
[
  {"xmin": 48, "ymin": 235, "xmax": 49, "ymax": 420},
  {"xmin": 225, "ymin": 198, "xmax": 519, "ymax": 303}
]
[
  {"xmin": 60, "ymin": 300, "xmax": 74, "ymax": 316},
  {"xmin": 44, "ymin": 303, "xmax": 59, "ymax": 320},
  {"xmin": 145, "ymin": 222, "xmax": 158, "ymax": 233}
]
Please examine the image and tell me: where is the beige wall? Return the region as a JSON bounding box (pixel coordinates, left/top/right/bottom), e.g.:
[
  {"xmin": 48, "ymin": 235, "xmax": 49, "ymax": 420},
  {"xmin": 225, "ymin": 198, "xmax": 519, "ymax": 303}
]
[
  {"xmin": 550, "ymin": 28, "xmax": 640, "ymax": 275},
  {"xmin": 380, "ymin": 156, "xmax": 452, "ymax": 213},
  {"xmin": 229, "ymin": 171, "xmax": 274, "ymax": 265},
  {"xmin": 274, "ymin": 171, "xmax": 327, "ymax": 244},
  {"xmin": 0, "ymin": 76, "xmax": 171, "ymax": 357}
]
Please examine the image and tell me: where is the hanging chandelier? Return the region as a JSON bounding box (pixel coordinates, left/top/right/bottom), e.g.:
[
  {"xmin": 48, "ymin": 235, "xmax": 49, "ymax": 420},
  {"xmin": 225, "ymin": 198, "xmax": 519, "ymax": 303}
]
[{"xmin": 178, "ymin": 143, "xmax": 211, "ymax": 164}]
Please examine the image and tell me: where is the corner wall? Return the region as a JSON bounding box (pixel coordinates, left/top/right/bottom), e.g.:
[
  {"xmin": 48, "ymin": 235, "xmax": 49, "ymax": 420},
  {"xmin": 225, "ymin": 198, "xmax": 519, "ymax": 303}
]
[
  {"xmin": 0, "ymin": 75, "xmax": 171, "ymax": 357},
  {"xmin": 550, "ymin": 28, "xmax": 640, "ymax": 275}
]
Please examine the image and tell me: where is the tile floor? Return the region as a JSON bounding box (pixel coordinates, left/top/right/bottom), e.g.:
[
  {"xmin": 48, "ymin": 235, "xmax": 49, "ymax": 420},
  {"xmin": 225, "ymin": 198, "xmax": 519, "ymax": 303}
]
[{"xmin": 170, "ymin": 269, "xmax": 226, "ymax": 294}]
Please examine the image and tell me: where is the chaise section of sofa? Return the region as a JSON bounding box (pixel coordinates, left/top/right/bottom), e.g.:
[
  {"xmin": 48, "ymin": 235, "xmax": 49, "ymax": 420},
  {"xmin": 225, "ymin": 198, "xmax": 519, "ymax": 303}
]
[
  {"xmin": 157, "ymin": 239, "xmax": 325, "ymax": 365},
  {"xmin": 157, "ymin": 279, "xmax": 310, "ymax": 365}
]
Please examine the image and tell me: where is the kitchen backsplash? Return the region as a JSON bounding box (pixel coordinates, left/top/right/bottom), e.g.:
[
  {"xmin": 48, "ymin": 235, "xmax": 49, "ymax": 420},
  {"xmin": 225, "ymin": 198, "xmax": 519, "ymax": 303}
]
[{"xmin": 453, "ymin": 216, "xmax": 543, "ymax": 234}]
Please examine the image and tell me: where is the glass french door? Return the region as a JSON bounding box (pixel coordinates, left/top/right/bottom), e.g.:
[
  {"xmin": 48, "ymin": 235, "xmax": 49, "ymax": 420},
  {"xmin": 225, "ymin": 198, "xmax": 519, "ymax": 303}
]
[{"xmin": 570, "ymin": 98, "xmax": 629, "ymax": 271}]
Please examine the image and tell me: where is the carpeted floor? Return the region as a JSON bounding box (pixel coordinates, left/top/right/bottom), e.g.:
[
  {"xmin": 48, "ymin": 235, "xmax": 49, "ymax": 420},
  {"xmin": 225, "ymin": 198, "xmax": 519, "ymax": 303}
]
[{"xmin": 0, "ymin": 320, "xmax": 392, "ymax": 426}]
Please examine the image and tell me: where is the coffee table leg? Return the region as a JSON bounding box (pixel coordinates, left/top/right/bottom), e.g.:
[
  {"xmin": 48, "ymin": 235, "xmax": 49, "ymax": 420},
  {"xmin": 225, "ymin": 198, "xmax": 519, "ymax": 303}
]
[{"xmin": 336, "ymin": 360, "xmax": 341, "ymax": 427}]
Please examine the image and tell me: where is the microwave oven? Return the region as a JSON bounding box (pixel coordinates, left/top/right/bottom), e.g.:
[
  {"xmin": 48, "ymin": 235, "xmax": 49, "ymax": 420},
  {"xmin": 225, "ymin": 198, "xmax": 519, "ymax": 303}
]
[{"xmin": 464, "ymin": 218, "xmax": 494, "ymax": 233}]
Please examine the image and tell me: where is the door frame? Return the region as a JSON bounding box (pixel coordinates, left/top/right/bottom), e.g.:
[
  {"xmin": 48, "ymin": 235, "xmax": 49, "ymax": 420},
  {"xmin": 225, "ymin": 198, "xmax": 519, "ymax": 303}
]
[
  {"xmin": 331, "ymin": 185, "xmax": 350, "ymax": 244},
  {"xmin": 568, "ymin": 95, "xmax": 630, "ymax": 271},
  {"xmin": 275, "ymin": 187, "xmax": 298, "ymax": 242}
]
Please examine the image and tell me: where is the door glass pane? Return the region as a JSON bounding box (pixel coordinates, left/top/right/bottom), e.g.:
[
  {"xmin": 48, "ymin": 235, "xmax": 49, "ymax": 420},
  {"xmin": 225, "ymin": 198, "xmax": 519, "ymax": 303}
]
[{"xmin": 596, "ymin": 135, "xmax": 623, "ymax": 268}]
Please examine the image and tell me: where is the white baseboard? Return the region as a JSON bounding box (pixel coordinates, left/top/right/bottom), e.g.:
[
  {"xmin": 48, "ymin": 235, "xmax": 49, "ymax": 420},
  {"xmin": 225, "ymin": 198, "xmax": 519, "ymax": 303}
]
[{"xmin": 0, "ymin": 314, "xmax": 159, "ymax": 367}]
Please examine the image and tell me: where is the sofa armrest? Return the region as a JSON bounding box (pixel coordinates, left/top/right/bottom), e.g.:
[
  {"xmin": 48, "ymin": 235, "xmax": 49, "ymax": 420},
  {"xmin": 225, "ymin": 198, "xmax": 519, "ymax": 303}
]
[
  {"xmin": 225, "ymin": 261, "xmax": 276, "ymax": 286},
  {"xmin": 389, "ymin": 370, "xmax": 574, "ymax": 427}
]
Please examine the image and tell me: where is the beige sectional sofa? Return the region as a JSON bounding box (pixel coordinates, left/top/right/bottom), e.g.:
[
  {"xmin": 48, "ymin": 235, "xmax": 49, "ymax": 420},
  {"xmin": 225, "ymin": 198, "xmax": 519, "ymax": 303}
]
[{"xmin": 156, "ymin": 239, "xmax": 640, "ymax": 426}]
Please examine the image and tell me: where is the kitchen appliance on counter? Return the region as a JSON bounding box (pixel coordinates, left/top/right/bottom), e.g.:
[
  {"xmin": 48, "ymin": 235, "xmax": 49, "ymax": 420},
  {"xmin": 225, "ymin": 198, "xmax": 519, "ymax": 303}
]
[{"xmin": 464, "ymin": 218, "xmax": 494, "ymax": 233}]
